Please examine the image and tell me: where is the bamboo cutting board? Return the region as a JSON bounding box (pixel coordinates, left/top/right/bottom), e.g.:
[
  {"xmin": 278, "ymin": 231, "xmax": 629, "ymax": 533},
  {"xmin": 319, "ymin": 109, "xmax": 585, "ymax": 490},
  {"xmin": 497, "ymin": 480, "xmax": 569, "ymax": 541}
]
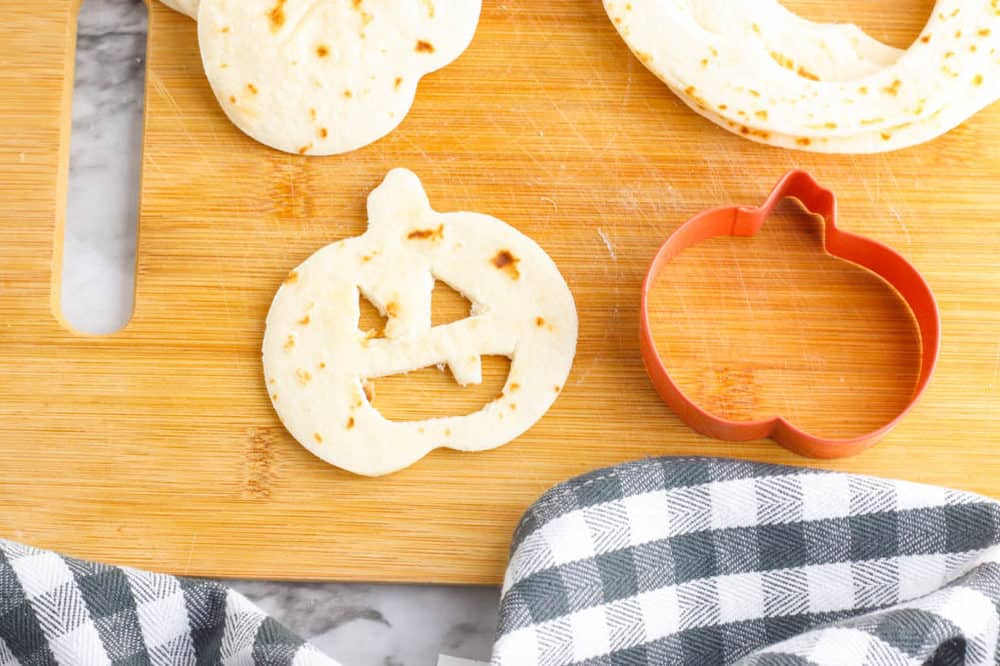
[{"xmin": 2, "ymin": 0, "xmax": 999, "ymax": 583}]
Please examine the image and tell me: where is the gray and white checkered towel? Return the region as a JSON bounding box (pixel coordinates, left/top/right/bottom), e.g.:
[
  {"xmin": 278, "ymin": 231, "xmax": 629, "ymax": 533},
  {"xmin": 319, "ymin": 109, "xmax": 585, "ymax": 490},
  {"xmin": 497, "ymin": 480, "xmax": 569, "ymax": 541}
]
[
  {"xmin": 493, "ymin": 457, "xmax": 1000, "ymax": 665},
  {"xmin": 0, "ymin": 540, "xmax": 339, "ymax": 665},
  {"xmin": 3, "ymin": 457, "xmax": 1000, "ymax": 665}
]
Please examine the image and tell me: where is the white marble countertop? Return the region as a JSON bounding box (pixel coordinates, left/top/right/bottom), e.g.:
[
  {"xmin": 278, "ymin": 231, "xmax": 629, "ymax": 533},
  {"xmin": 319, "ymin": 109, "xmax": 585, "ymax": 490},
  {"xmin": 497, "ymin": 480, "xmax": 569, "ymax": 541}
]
[{"xmin": 63, "ymin": 0, "xmax": 499, "ymax": 663}]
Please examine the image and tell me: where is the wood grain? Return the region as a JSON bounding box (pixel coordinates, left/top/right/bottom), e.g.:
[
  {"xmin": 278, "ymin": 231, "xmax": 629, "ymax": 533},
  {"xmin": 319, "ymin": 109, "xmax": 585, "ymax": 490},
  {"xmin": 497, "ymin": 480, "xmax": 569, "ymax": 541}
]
[{"xmin": 1, "ymin": 0, "xmax": 998, "ymax": 584}]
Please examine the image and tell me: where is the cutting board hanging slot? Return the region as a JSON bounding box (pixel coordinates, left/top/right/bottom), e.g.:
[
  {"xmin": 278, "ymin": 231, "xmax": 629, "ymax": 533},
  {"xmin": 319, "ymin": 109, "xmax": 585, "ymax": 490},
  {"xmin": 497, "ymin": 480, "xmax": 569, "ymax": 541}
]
[{"xmin": 57, "ymin": 0, "xmax": 148, "ymax": 335}]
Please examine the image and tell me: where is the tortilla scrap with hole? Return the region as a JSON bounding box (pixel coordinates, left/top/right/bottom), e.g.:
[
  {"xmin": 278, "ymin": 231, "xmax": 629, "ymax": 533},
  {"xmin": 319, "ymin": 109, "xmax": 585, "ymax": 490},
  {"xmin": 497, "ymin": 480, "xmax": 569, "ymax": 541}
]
[
  {"xmin": 262, "ymin": 169, "xmax": 578, "ymax": 477},
  {"xmin": 605, "ymin": 0, "xmax": 1000, "ymax": 153},
  {"xmin": 198, "ymin": 0, "xmax": 481, "ymax": 155}
]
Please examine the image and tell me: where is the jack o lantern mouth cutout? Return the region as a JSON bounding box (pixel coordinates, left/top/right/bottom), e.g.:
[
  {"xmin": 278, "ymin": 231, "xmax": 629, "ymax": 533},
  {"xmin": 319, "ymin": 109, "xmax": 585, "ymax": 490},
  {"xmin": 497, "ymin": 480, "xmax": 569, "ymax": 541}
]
[
  {"xmin": 263, "ymin": 169, "xmax": 578, "ymax": 476},
  {"xmin": 639, "ymin": 170, "xmax": 940, "ymax": 459}
]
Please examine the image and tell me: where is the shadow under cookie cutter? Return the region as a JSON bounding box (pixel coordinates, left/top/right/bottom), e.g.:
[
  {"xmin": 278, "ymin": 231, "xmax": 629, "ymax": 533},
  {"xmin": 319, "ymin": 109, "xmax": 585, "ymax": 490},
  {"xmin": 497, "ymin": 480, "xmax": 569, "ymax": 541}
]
[{"xmin": 639, "ymin": 170, "xmax": 941, "ymax": 459}]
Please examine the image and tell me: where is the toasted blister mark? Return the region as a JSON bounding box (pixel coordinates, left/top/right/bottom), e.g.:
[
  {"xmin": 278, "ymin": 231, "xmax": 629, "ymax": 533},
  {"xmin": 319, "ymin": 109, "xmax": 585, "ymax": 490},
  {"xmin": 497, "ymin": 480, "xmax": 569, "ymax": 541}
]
[
  {"xmin": 407, "ymin": 224, "xmax": 444, "ymax": 241},
  {"xmin": 492, "ymin": 250, "xmax": 521, "ymax": 279},
  {"xmin": 262, "ymin": 169, "xmax": 577, "ymax": 476},
  {"xmin": 267, "ymin": 0, "xmax": 287, "ymax": 32}
]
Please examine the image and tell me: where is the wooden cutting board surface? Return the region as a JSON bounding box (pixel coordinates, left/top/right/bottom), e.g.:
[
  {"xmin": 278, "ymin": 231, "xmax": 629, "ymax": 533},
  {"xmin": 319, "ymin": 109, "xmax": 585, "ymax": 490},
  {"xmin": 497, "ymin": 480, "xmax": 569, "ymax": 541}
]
[{"xmin": 2, "ymin": 0, "xmax": 999, "ymax": 583}]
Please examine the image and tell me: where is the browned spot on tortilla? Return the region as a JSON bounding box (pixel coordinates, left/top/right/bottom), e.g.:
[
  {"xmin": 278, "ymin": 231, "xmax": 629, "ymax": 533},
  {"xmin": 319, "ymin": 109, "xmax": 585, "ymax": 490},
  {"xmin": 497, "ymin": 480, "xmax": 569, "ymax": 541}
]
[
  {"xmin": 298, "ymin": 144, "xmax": 313, "ymax": 155},
  {"xmin": 421, "ymin": 0, "xmax": 435, "ymax": 17},
  {"xmin": 955, "ymin": 30, "xmax": 963, "ymax": 38},
  {"xmin": 740, "ymin": 125, "xmax": 750, "ymax": 135},
  {"xmin": 394, "ymin": 76, "xmax": 404, "ymax": 90},
  {"xmin": 921, "ymin": 34, "xmax": 931, "ymax": 43},
  {"xmin": 752, "ymin": 23, "xmax": 760, "ymax": 33},
  {"xmin": 298, "ymin": 315, "xmax": 311, "ymax": 325},
  {"xmin": 755, "ymin": 110, "xmax": 768, "ymax": 120},
  {"xmin": 861, "ymin": 117, "xmax": 885, "ymax": 126},
  {"xmin": 973, "ymin": 74, "xmax": 984, "ymax": 86},
  {"xmin": 386, "ymin": 301, "xmax": 400, "ymax": 317},
  {"xmin": 554, "ymin": 385, "xmax": 561, "ymax": 393},
  {"xmin": 284, "ymin": 270, "xmax": 299, "ymax": 285},
  {"xmin": 247, "ymin": 83, "xmax": 259, "ymax": 94},
  {"xmin": 353, "ymin": 0, "xmax": 362, "ymax": 7},
  {"xmin": 980, "ymin": 28, "xmax": 993, "ymax": 36},
  {"xmin": 796, "ymin": 66, "xmax": 819, "ymax": 81},
  {"xmin": 407, "ymin": 225, "xmax": 444, "ymax": 241},
  {"xmin": 883, "ymin": 80, "xmax": 902, "ymax": 96},
  {"xmin": 748, "ymin": 89, "xmax": 760, "ymax": 97},
  {"xmin": 536, "ymin": 317, "xmax": 546, "ymax": 327},
  {"xmin": 824, "ymin": 122, "xmax": 837, "ymax": 129},
  {"xmin": 509, "ymin": 403, "xmax": 517, "ymax": 411},
  {"xmin": 268, "ymin": 378, "xmax": 276, "ymax": 385},
  {"xmin": 344, "ymin": 90, "xmax": 353, "ymax": 98},
  {"xmin": 229, "ymin": 95, "xmax": 236, "ymax": 104},
  {"xmin": 284, "ymin": 336, "xmax": 295, "ymax": 351},
  {"xmin": 309, "ymin": 108, "xmax": 317, "ymax": 121},
  {"xmin": 415, "ymin": 40, "xmax": 435, "ymax": 53},
  {"xmin": 316, "ymin": 45, "xmax": 330, "ymax": 58},
  {"xmin": 445, "ymin": 429, "xmax": 452, "ymax": 437},
  {"xmin": 770, "ymin": 51, "xmax": 794, "ymax": 70},
  {"xmin": 346, "ymin": 417, "xmax": 355, "ymax": 429},
  {"xmin": 314, "ymin": 433, "xmax": 323, "ymax": 443},
  {"xmin": 492, "ymin": 250, "xmax": 520, "ymax": 279},
  {"xmin": 858, "ymin": 86, "xmax": 869, "ymax": 95},
  {"xmin": 296, "ymin": 369, "xmax": 312, "ymax": 385},
  {"xmin": 319, "ymin": 128, "xmax": 328, "ymax": 138},
  {"xmin": 319, "ymin": 362, "xmax": 326, "ymax": 369},
  {"xmin": 719, "ymin": 104, "xmax": 728, "ymax": 111},
  {"xmin": 221, "ymin": 26, "xmax": 230, "ymax": 33},
  {"xmin": 267, "ymin": 0, "xmax": 287, "ymax": 32},
  {"xmin": 271, "ymin": 393, "xmax": 279, "ymax": 401},
  {"xmin": 796, "ymin": 137, "xmax": 811, "ymax": 146},
  {"xmin": 363, "ymin": 380, "xmax": 375, "ymax": 403},
  {"xmin": 881, "ymin": 132, "xmax": 893, "ymax": 141},
  {"xmin": 510, "ymin": 383, "xmax": 521, "ymax": 392}
]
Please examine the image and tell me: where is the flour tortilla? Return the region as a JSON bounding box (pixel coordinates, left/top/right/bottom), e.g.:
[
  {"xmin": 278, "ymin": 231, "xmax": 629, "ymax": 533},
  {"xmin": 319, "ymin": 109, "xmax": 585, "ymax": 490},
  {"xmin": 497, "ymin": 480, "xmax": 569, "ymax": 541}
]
[
  {"xmin": 606, "ymin": 0, "xmax": 1000, "ymax": 152},
  {"xmin": 199, "ymin": 0, "xmax": 481, "ymax": 155},
  {"xmin": 158, "ymin": 0, "xmax": 198, "ymax": 19},
  {"xmin": 263, "ymin": 169, "xmax": 578, "ymax": 476}
]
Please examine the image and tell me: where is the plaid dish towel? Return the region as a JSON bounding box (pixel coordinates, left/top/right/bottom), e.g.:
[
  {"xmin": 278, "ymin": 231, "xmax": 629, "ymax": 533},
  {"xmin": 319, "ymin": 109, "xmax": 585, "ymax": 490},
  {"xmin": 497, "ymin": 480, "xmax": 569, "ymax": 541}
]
[
  {"xmin": 493, "ymin": 457, "xmax": 1000, "ymax": 665},
  {"xmin": 3, "ymin": 458, "xmax": 1000, "ymax": 665},
  {"xmin": 0, "ymin": 540, "xmax": 339, "ymax": 665}
]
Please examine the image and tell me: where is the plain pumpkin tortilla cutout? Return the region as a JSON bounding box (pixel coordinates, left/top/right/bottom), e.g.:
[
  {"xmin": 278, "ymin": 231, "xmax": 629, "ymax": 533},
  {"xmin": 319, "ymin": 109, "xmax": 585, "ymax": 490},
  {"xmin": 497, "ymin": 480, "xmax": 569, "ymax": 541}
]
[
  {"xmin": 262, "ymin": 169, "xmax": 578, "ymax": 477},
  {"xmin": 605, "ymin": 0, "xmax": 1000, "ymax": 153},
  {"xmin": 198, "ymin": 0, "xmax": 481, "ymax": 155}
]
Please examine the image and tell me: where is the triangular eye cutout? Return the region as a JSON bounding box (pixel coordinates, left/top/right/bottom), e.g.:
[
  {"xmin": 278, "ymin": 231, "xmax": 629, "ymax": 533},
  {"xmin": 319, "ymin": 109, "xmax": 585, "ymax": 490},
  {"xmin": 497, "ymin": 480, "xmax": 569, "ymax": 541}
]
[
  {"xmin": 358, "ymin": 291, "xmax": 388, "ymax": 339},
  {"xmin": 431, "ymin": 279, "xmax": 473, "ymax": 327}
]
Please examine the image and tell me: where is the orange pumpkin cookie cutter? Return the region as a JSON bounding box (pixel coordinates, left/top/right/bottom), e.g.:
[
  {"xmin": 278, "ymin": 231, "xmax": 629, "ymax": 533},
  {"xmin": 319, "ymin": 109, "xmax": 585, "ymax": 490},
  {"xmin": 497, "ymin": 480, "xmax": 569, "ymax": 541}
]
[{"xmin": 639, "ymin": 170, "xmax": 941, "ymax": 459}]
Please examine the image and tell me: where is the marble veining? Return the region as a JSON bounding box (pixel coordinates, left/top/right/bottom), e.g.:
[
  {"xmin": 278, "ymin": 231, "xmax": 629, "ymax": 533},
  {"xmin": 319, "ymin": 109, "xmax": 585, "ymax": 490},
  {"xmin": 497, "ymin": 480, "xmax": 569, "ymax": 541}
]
[{"xmin": 66, "ymin": 0, "xmax": 501, "ymax": 662}]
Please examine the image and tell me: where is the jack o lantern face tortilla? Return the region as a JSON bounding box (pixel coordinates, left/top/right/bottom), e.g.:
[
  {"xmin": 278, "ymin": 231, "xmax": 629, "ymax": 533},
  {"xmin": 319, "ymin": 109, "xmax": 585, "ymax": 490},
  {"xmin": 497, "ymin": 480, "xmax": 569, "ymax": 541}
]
[
  {"xmin": 198, "ymin": 0, "xmax": 481, "ymax": 155},
  {"xmin": 605, "ymin": 0, "xmax": 1000, "ymax": 153},
  {"xmin": 263, "ymin": 169, "xmax": 578, "ymax": 477}
]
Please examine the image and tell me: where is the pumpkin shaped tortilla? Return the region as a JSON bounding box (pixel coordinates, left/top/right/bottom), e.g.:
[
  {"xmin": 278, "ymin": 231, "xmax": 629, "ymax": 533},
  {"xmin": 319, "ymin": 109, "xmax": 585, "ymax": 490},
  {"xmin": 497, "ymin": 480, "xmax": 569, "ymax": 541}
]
[
  {"xmin": 199, "ymin": 0, "xmax": 481, "ymax": 155},
  {"xmin": 263, "ymin": 169, "xmax": 578, "ymax": 476}
]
